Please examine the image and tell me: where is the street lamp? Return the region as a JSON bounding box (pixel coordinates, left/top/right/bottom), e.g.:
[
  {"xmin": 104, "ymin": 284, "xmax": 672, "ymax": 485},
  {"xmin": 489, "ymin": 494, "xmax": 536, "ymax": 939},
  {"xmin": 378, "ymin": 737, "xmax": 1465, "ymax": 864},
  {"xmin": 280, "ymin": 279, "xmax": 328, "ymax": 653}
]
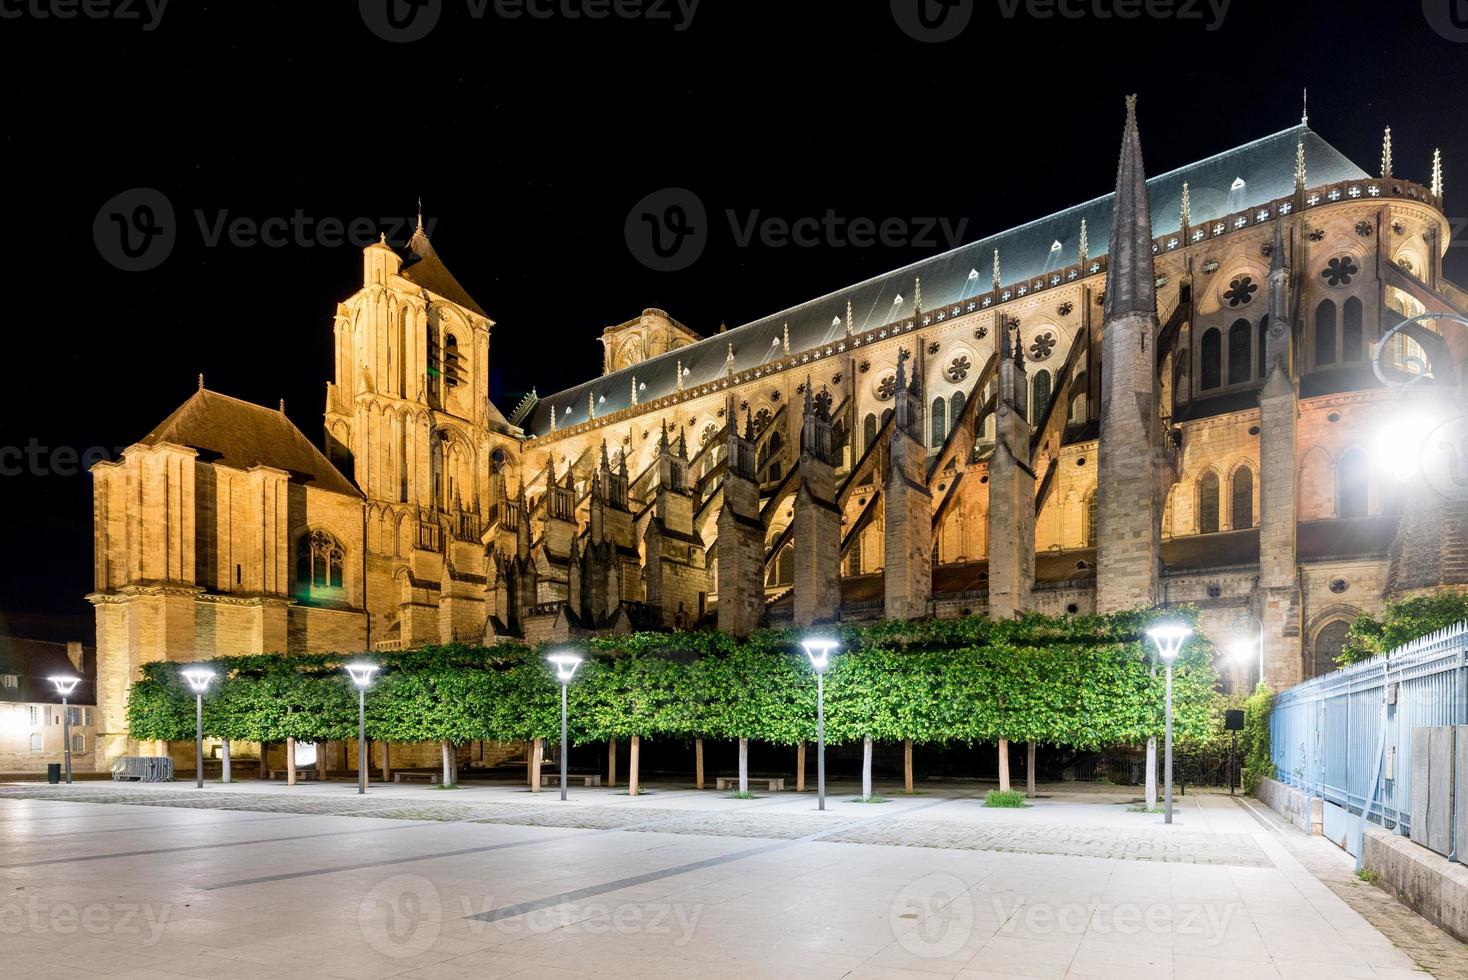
[
  {"xmin": 1145, "ymin": 623, "xmax": 1192, "ymax": 825},
  {"xmin": 180, "ymin": 667, "xmax": 216, "ymax": 789},
  {"xmin": 547, "ymin": 652, "xmax": 584, "ymax": 802},
  {"xmin": 800, "ymin": 637, "xmax": 839, "ymax": 811},
  {"xmin": 345, "ymin": 663, "xmax": 379, "ymax": 795},
  {"xmin": 48, "ymin": 675, "xmax": 81, "ymax": 784},
  {"xmin": 1230, "ymin": 614, "xmax": 1265, "ymax": 691}
]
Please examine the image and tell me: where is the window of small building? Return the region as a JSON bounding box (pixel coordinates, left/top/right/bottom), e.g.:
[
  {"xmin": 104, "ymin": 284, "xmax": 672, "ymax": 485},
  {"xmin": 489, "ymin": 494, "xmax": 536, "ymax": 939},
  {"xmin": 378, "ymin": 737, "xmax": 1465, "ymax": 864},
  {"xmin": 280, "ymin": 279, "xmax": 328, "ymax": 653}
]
[
  {"xmin": 1200, "ymin": 329, "xmax": 1222, "ymax": 390},
  {"xmin": 1198, "ymin": 471, "xmax": 1220, "ymax": 533},
  {"xmin": 1228, "ymin": 319, "xmax": 1252, "ymax": 385},
  {"xmin": 1231, "ymin": 467, "xmax": 1254, "ymax": 529}
]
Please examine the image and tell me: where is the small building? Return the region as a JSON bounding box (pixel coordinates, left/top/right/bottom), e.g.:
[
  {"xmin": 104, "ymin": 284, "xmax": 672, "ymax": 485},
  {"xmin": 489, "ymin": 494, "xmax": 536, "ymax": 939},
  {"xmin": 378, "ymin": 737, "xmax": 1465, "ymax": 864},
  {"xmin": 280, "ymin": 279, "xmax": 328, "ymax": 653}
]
[{"xmin": 0, "ymin": 637, "xmax": 98, "ymax": 774}]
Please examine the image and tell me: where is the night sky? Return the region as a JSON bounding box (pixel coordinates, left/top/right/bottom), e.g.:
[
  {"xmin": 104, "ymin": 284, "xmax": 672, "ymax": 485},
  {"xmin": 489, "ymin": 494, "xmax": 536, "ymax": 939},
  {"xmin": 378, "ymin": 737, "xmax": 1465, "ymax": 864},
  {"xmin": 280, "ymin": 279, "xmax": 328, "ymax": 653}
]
[{"xmin": 4, "ymin": 0, "xmax": 1467, "ymax": 641}]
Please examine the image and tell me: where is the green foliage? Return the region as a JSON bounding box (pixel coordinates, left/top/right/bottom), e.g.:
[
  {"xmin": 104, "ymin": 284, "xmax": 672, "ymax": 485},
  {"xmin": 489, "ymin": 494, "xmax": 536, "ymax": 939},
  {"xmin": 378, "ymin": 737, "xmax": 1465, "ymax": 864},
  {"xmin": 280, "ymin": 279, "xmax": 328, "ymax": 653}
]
[
  {"xmin": 1242, "ymin": 682, "xmax": 1275, "ymax": 793},
  {"xmin": 1339, "ymin": 594, "xmax": 1468, "ymax": 666},
  {"xmin": 124, "ymin": 609, "xmax": 1218, "ymax": 752},
  {"xmin": 984, "ymin": 789, "xmax": 1027, "ymax": 808}
]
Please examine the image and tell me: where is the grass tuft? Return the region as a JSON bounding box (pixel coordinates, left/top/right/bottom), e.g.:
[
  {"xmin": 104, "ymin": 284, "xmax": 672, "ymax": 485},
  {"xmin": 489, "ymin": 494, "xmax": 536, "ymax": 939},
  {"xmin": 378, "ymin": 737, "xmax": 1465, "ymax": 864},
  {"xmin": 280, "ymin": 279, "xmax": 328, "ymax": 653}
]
[{"xmin": 984, "ymin": 789, "xmax": 1028, "ymax": 808}]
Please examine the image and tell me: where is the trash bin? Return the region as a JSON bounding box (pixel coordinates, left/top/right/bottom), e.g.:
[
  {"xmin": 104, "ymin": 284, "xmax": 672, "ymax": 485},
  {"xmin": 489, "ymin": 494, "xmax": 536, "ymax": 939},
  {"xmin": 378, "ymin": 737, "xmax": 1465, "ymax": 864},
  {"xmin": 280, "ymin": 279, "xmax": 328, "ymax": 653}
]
[{"xmin": 47, "ymin": 763, "xmax": 61, "ymax": 784}]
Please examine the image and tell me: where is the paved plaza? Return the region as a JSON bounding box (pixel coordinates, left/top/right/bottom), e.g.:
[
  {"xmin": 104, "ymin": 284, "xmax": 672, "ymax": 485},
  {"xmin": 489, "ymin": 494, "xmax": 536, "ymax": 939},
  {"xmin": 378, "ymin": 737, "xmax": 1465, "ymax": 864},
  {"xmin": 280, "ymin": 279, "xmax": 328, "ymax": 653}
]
[{"xmin": 1, "ymin": 779, "xmax": 1460, "ymax": 979}]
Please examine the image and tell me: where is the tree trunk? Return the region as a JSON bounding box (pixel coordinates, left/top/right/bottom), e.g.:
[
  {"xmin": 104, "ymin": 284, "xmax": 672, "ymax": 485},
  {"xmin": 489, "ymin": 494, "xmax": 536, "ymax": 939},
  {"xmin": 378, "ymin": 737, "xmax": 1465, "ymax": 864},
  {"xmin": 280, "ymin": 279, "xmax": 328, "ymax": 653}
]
[
  {"xmin": 381, "ymin": 741, "xmax": 391, "ymax": 783},
  {"xmin": 530, "ymin": 738, "xmax": 543, "ymax": 793},
  {"xmin": 628, "ymin": 735, "xmax": 641, "ymax": 796},
  {"xmin": 1145, "ymin": 737, "xmax": 1158, "ymax": 809},
  {"xmin": 608, "ymin": 739, "xmax": 617, "ymax": 788},
  {"xmin": 796, "ymin": 741, "xmax": 806, "ymax": 793},
  {"xmin": 862, "ymin": 736, "xmax": 874, "ymax": 800},
  {"xmin": 221, "ymin": 740, "xmax": 232, "ymax": 784},
  {"xmin": 441, "ymin": 739, "xmax": 454, "ymax": 787},
  {"xmin": 904, "ymin": 739, "xmax": 913, "ymax": 795},
  {"xmin": 258, "ymin": 741, "xmax": 269, "ymax": 780},
  {"xmin": 738, "ymin": 737, "xmax": 749, "ymax": 794},
  {"xmin": 695, "ymin": 738, "xmax": 704, "ymax": 790},
  {"xmin": 997, "ymin": 738, "xmax": 1010, "ymax": 793},
  {"xmin": 286, "ymin": 737, "xmax": 297, "ymax": 786},
  {"xmin": 1026, "ymin": 741, "xmax": 1037, "ymax": 798}
]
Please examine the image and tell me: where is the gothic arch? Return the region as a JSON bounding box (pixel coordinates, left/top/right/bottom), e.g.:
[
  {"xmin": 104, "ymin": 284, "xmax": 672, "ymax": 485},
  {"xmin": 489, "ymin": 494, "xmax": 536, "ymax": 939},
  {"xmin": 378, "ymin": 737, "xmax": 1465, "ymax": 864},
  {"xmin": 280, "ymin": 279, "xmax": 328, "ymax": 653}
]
[
  {"xmin": 1196, "ymin": 466, "xmax": 1222, "ymax": 534},
  {"xmin": 1226, "ymin": 461, "xmax": 1255, "ymax": 530},
  {"xmin": 1306, "ymin": 605, "xmax": 1363, "ymax": 679}
]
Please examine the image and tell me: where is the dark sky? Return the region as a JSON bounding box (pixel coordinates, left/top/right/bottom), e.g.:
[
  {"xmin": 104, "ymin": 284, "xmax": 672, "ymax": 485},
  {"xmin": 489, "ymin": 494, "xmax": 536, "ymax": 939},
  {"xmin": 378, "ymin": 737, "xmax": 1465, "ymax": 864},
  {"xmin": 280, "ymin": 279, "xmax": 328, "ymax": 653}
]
[{"xmin": 4, "ymin": 0, "xmax": 1467, "ymax": 641}]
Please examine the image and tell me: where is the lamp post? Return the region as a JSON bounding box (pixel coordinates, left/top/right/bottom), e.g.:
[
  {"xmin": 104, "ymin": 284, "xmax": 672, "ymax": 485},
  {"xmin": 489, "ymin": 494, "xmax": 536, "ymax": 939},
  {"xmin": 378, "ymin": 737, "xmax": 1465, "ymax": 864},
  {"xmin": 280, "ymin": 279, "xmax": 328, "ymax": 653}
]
[
  {"xmin": 48, "ymin": 675, "xmax": 81, "ymax": 785},
  {"xmin": 1231, "ymin": 615, "xmax": 1265, "ymax": 691},
  {"xmin": 345, "ymin": 663, "xmax": 379, "ymax": 795},
  {"xmin": 800, "ymin": 638, "xmax": 839, "ymax": 811},
  {"xmin": 180, "ymin": 668, "xmax": 216, "ymax": 789},
  {"xmin": 1145, "ymin": 623, "xmax": 1192, "ymax": 825},
  {"xmin": 547, "ymin": 652, "xmax": 584, "ymax": 802}
]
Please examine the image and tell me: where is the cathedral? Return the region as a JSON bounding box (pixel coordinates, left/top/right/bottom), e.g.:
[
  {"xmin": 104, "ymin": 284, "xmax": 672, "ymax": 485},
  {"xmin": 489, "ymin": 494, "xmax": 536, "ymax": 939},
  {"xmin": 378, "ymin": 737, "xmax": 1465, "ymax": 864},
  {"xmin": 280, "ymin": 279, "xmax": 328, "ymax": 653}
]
[{"xmin": 87, "ymin": 99, "xmax": 1468, "ymax": 767}]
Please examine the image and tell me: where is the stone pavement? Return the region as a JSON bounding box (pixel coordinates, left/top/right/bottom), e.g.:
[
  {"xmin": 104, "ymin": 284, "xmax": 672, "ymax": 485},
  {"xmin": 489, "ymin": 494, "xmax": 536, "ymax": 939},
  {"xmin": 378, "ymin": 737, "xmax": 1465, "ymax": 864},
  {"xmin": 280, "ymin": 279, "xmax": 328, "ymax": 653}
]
[{"xmin": 0, "ymin": 779, "xmax": 1458, "ymax": 978}]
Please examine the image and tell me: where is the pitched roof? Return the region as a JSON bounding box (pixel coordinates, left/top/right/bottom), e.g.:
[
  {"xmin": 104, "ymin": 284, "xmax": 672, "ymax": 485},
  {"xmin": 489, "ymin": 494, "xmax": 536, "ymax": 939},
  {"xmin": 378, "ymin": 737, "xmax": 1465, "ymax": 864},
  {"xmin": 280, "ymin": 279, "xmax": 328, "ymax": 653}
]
[
  {"xmin": 140, "ymin": 387, "xmax": 361, "ymax": 498},
  {"xmin": 0, "ymin": 636, "xmax": 96, "ymax": 706},
  {"xmin": 401, "ymin": 224, "xmax": 488, "ymax": 317},
  {"xmin": 526, "ymin": 123, "xmax": 1367, "ymax": 436}
]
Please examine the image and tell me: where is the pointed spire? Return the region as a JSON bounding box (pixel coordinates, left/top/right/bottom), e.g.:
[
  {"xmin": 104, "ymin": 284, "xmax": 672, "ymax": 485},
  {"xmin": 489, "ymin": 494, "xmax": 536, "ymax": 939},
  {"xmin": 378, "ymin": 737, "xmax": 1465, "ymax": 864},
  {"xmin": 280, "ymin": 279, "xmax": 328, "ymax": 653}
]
[
  {"xmin": 803, "ymin": 375, "xmax": 814, "ymax": 417},
  {"xmin": 743, "ymin": 406, "xmax": 755, "ymax": 441},
  {"xmin": 1180, "ymin": 182, "xmax": 1191, "ymax": 228},
  {"xmin": 992, "ymin": 248, "xmax": 1001, "ymax": 289},
  {"xmin": 588, "ymin": 391, "xmax": 596, "ymax": 421},
  {"xmin": 630, "ymin": 374, "xmax": 638, "ymax": 406},
  {"xmin": 914, "ymin": 276, "xmax": 923, "ymax": 315},
  {"xmin": 1295, "ymin": 139, "xmax": 1307, "ymax": 191},
  {"xmin": 1104, "ymin": 95, "xmax": 1156, "ymax": 321},
  {"xmin": 549, "ymin": 404, "xmax": 557, "ymax": 433},
  {"xmin": 676, "ymin": 426, "xmax": 688, "ymax": 460},
  {"xmin": 278, "ymin": 398, "xmax": 286, "ymax": 414},
  {"xmin": 782, "ymin": 322, "xmax": 791, "ymax": 356},
  {"xmin": 197, "ymin": 373, "xmax": 205, "ymax": 391},
  {"xmin": 1078, "ymin": 219, "xmax": 1088, "ymax": 265},
  {"xmin": 1011, "ymin": 318, "xmax": 1025, "ymax": 370},
  {"xmin": 675, "ymin": 359, "xmax": 684, "ymax": 392},
  {"xmin": 845, "ymin": 299, "xmax": 853, "ymax": 336},
  {"xmin": 895, "ymin": 346, "xmax": 909, "ymax": 391},
  {"xmin": 600, "ymin": 440, "xmax": 610, "ymax": 470},
  {"xmin": 1381, "ymin": 126, "xmax": 1393, "ymax": 179},
  {"xmin": 416, "ymin": 196, "xmax": 424, "ymax": 232},
  {"xmin": 1432, "ymin": 148, "xmax": 1444, "ymax": 199},
  {"xmin": 725, "ymin": 342, "xmax": 735, "ymax": 375},
  {"xmin": 1301, "ymin": 87, "xmax": 1308, "ymax": 126},
  {"xmin": 658, "ymin": 418, "xmax": 670, "ymax": 454}
]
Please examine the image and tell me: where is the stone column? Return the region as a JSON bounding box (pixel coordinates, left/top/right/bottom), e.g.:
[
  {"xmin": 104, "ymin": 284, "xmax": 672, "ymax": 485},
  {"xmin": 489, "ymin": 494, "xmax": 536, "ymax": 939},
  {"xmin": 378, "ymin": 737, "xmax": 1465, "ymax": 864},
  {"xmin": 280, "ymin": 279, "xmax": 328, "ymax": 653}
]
[
  {"xmin": 988, "ymin": 318, "xmax": 1035, "ymax": 619},
  {"xmin": 718, "ymin": 399, "xmax": 766, "ymax": 636},
  {"xmin": 885, "ymin": 350, "xmax": 932, "ymax": 620},
  {"xmin": 793, "ymin": 386, "xmax": 842, "ymax": 627}
]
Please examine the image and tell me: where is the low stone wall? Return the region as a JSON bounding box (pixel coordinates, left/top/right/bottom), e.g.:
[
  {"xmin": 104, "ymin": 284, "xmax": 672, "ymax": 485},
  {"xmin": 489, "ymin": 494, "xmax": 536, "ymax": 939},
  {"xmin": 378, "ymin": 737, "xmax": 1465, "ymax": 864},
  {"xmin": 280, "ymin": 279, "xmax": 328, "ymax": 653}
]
[
  {"xmin": 1362, "ymin": 825, "xmax": 1468, "ymax": 943},
  {"xmin": 1254, "ymin": 775, "xmax": 1323, "ymax": 835}
]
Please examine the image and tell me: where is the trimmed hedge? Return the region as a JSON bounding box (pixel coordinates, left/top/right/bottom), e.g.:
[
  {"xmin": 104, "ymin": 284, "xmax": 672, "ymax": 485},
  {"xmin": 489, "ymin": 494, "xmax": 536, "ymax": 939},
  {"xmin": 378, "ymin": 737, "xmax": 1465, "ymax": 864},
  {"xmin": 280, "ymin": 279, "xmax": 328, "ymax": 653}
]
[{"xmin": 126, "ymin": 609, "xmax": 1218, "ymax": 750}]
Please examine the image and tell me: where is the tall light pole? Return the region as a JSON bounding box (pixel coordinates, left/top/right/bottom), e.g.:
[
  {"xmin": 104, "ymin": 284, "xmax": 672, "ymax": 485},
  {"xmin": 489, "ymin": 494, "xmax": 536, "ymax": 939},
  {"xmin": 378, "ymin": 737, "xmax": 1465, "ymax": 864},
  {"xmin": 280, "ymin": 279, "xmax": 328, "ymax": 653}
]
[
  {"xmin": 345, "ymin": 663, "xmax": 379, "ymax": 795},
  {"xmin": 800, "ymin": 637, "xmax": 839, "ymax": 811},
  {"xmin": 181, "ymin": 668, "xmax": 216, "ymax": 789},
  {"xmin": 48, "ymin": 675, "xmax": 81, "ymax": 785},
  {"xmin": 1146, "ymin": 623, "xmax": 1192, "ymax": 825},
  {"xmin": 547, "ymin": 652, "xmax": 584, "ymax": 802},
  {"xmin": 1231, "ymin": 615, "xmax": 1265, "ymax": 690}
]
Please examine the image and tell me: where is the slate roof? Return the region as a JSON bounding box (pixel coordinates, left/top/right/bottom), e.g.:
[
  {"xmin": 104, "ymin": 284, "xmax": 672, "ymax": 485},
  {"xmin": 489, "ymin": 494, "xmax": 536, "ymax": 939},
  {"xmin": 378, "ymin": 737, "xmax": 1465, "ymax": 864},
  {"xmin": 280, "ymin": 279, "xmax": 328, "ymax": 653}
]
[
  {"xmin": 140, "ymin": 387, "xmax": 361, "ymax": 498},
  {"xmin": 526, "ymin": 124, "xmax": 1367, "ymax": 437},
  {"xmin": 0, "ymin": 637, "xmax": 96, "ymax": 706},
  {"xmin": 402, "ymin": 224, "xmax": 488, "ymax": 317}
]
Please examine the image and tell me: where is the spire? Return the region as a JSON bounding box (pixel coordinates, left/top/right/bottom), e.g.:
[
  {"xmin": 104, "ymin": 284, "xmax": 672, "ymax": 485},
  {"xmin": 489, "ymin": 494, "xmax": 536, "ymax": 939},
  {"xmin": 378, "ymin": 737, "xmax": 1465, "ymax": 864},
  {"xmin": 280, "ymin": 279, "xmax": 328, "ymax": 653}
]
[
  {"xmin": 1103, "ymin": 95, "xmax": 1156, "ymax": 321},
  {"xmin": 845, "ymin": 299, "xmax": 853, "ymax": 336},
  {"xmin": 1432, "ymin": 148, "xmax": 1444, "ymax": 199},
  {"xmin": 600, "ymin": 440, "xmax": 610, "ymax": 470},
  {"xmin": 278, "ymin": 398, "xmax": 286, "ymax": 414},
  {"xmin": 658, "ymin": 419, "xmax": 670, "ymax": 454},
  {"xmin": 1011, "ymin": 318, "xmax": 1026, "ymax": 370},
  {"xmin": 1180, "ymin": 181, "xmax": 1191, "ymax": 228},
  {"xmin": 676, "ymin": 426, "xmax": 688, "ymax": 460},
  {"xmin": 803, "ymin": 375, "xmax": 814, "ymax": 416},
  {"xmin": 416, "ymin": 196, "xmax": 424, "ymax": 233},
  {"xmin": 1078, "ymin": 219, "xmax": 1088, "ymax": 265},
  {"xmin": 743, "ymin": 407, "xmax": 755, "ymax": 441},
  {"xmin": 992, "ymin": 248, "xmax": 1001, "ymax": 289},
  {"xmin": 675, "ymin": 359, "xmax": 684, "ymax": 392},
  {"xmin": 895, "ymin": 346, "xmax": 909, "ymax": 391},
  {"xmin": 914, "ymin": 276, "xmax": 923, "ymax": 315},
  {"xmin": 588, "ymin": 391, "xmax": 596, "ymax": 421},
  {"xmin": 725, "ymin": 342, "xmax": 735, "ymax": 376},
  {"xmin": 782, "ymin": 322, "xmax": 791, "ymax": 356},
  {"xmin": 197, "ymin": 373, "xmax": 205, "ymax": 391},
  {"xmin": 1295, "ymin": 139, "xmax": 1307, "ymax": 191},
  {"xmin": 1301, "ymin": 87, "xmax": 1308, "ymax": 126},
  {"xmin": 630, "ymin": 374, "xmax": 638, "ymax": 406},
  {"xmin": 1381, "ymin": 126, "xmax": 1393, "ymax": 179}
]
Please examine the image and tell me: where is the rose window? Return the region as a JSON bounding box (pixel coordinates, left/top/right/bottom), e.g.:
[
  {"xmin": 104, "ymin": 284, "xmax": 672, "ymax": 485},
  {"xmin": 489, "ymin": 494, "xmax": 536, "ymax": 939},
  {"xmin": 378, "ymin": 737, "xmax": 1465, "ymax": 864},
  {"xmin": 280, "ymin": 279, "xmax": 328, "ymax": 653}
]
[
  {"xmin": 1028, "ymin": 332, "xmax": 1057, "ymax": 361},
  {"xmin": 1321, "ymin": 255, "xmax": 1359, "ymax": 287},
  {"xmin": 946, "ymin": 355, "xmax": 971, "ymax": 383},
  {"xmin": 1223, "ymin": 275, "xmax": 1257, "ymax": 307}
]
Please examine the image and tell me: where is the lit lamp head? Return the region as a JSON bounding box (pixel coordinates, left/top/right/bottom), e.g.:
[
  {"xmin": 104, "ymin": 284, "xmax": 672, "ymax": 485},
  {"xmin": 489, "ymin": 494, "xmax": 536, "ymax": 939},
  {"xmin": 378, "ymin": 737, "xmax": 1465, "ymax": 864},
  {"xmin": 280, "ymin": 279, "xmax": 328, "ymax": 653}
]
[
  {"xmin": 1375, "ymin": 411, "xmax": 1436, "ymax": 483},
  {"xmin": 800, "ymin": 637, "xmax": 840, "ymax": 675},
  {"xmin": 547, "ymin": 652, "xmax": 583, "ymax": 684},
  {"xmin": 1145, "ymin": 623, "xmax": 1193, "ymax": 663},
  {"xmin": 344, "ymin": 663, "xmax": 379, "ymax": 691},
  {"xmin": 181, "ymin": 667, "xmax": 216, "ymax": 694},
  {"xmin": 48, "ymin": 675, "xmax": 81, "ymax": 697},
  {"xmin": 1230, "ymin": 639, "xmax": 1256, "ymax": 665}
]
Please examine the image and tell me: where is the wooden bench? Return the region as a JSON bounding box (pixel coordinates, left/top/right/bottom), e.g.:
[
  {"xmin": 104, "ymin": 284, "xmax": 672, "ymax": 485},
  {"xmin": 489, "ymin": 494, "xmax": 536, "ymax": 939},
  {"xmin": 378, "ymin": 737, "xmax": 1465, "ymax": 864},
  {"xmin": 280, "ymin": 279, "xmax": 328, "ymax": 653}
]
[
  {"xmin": 540, "ymin": 773, "xmax": 602, "ymax": 787},
  {"xmin": 393, "ymin": 771, "xmax": 440, "ymax": 784},
  {"xmin": 716, "ymin": 776, "xmax": 785, "ymax": 792}
]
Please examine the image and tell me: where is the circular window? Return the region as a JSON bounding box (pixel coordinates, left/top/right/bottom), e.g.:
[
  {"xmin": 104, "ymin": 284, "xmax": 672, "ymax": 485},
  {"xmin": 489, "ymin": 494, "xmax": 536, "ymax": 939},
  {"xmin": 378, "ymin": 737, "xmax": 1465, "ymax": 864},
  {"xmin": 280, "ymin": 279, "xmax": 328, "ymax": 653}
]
[
  {"xmin": 1066, "ymin": 603, "xmax": 1079, "ymax": 615},
  {"xmin": 1329, "ymin": 578, "xmax": 1349, "ymax": 594},
  {"xmin": 1076, "ymin": 457, "xmax": 1087, "ymax": 467},
  {"xmin": 1327, "ymin": 412, "xmax": 1341, "ymax": 423}
]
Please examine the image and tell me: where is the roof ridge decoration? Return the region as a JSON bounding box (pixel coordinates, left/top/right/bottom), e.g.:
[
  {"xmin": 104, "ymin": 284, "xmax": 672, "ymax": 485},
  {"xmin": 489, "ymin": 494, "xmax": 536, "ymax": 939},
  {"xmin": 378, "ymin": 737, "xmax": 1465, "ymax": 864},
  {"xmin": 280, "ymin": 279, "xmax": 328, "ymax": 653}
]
[
  {"xmin": 1432, "ymin": 148, "xmax": 1444, "ymax": 200},
  {"xmin": 1296, "ymin": 139, "xmax": 1307, "ymax": 191},
  {"xmin": 1180, "ymin": 182, "xmax": 1191, "ymax": 228},
  {"xmin": 1078, "ymin": 219, "xmax": 1088, "ymax": 264},
  {"xmin": 1103, "ymin": 94, "xmax": 1156, "ymax": 322},
  {"xmin": 1381, "ymin": 126, "xmax": 1393, "ymax": 180}
]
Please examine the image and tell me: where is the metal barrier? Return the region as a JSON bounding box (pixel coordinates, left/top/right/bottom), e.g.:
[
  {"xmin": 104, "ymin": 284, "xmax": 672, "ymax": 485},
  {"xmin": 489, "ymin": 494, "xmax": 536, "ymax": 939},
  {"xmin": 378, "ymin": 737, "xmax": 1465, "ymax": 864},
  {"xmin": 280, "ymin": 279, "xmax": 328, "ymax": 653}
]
[
  {"xmin": 1270, "ymin": 621, "xmax": 1468, "ymax": 843},
  {"xmin": 111, "ymin": 756, "xmax": 174, "ymax": 782}
]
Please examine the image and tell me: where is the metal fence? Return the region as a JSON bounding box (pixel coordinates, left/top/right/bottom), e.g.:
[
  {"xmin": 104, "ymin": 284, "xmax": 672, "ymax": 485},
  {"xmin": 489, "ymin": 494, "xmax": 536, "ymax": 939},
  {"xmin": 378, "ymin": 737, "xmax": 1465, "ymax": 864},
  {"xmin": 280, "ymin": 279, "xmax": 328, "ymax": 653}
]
[{"xmin": 1270, "ymin": 621, "xmax": 1468, "ymax": 840}]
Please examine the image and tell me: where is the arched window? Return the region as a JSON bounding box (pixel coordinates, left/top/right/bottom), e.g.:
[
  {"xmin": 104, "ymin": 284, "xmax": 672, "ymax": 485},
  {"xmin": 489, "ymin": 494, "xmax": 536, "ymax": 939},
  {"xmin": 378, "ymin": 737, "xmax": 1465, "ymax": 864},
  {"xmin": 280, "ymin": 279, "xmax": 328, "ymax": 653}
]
[
  {"xmin": 1231, "ymin": 467, "xmax": 1254, "ymax": 529},
  {"xmin": 950, "ymin": 391, "xmax": 966, "ymax": 429},
  {"xmin": 1228, "ymin": 319, "xmax": 1252, "ymax": 385},
  {"xmin": 930, "ymin": 396, "xmax": 947, "ymax": 448},
  {"xmin": 397, "ymin": 307, "xmax": 410, "ymax": 396},
  {"xmin": 1200, "ymin": 328, "xmax": 1222, "ymax": 390},
  {"xmin": 1032, "ymin": 369, "xmax": 1052, "ymax": 422},
  {"xmin": 431, "ymin": 434, "xmax": 446, "ymax": 508},
  {"xmin": 1257, "ymin": 315, "xmax": 1269, "ymax": 378},
  {"xmin": 443, "ymin": 333, "xmax": 462, "ymax": 388},
  {"xmin": 862, "ymin": 413, "xmax": 877, "ymax": 454},
  {"xmin": 1339, "ymin": 448, "xmax": 1369, "ymax": 518},
  {"xmin": 1198, "ymin": 471, "xmax": 1220, "ymax": 534},
  {"xmin": 1085, "ymin": 492, "xmax": 1098, "ymax": 548},
  {"xmin": 1315, "ymin": 299, "xmax": 1337, "ymax": 366},
  {"xmin": 880, "ymin": 408, "xmax": 893, "ymax": 431},
  {"xmin": 29, "ymin": 733, "xmax": 41, "ymax": 753},
  {"xmin": 1313, "ymin": 620, "xmax": 1350, "ymax": 678},
  {"xmin": 1342, "ymin": 297, "xmax": 1363, "ymax": 362},
  {"xmin": 426, "ymin": 326, "xmax": 441, "ymax": 398},
  {"xmin": 297, "ymin": 529, "xmax": 345, "ymax": 593},
  {"xmin": 769, "ymin": 542, "xmax": 794, "ymax": 586}
]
